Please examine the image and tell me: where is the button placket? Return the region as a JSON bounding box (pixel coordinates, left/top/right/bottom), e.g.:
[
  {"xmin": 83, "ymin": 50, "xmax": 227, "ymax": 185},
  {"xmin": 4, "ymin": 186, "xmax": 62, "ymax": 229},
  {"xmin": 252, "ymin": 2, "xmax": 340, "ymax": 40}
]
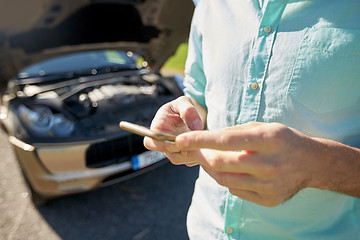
[
  {"xmin": 224, "ymin": 193, "xmax": 243, "ymax": 239},
  {"xmin": 238, "ymin": 1, "xmax": 287, "ymax": 124}
]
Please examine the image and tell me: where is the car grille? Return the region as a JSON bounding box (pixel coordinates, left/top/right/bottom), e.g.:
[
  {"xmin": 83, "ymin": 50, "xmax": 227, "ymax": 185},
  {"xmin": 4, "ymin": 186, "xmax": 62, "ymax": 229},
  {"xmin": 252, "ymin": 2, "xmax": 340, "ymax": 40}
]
[{"xmin": 86, "ymin": 134, "xmax": 146, "ymax": 168}]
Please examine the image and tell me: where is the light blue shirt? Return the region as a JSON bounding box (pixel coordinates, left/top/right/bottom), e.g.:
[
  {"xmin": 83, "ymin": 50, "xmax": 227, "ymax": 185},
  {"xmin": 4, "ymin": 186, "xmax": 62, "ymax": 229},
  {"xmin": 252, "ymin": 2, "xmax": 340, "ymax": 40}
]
[{"xmin": 183, "ymin": 0, "xmax": 360, "ymax": 239}]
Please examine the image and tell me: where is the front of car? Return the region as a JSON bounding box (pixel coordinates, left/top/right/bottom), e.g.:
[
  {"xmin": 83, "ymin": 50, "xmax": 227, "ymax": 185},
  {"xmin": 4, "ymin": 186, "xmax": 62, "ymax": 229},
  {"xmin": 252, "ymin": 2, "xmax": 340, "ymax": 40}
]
[{"xmin": 0, "ymin": 0, "xmax": 194, "ymax": 205}]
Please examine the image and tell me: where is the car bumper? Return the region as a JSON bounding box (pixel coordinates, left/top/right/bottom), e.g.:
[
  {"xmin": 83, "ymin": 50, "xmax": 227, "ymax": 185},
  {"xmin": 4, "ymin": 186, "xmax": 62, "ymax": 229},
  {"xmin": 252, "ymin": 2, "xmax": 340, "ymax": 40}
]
[{"xmin": 9, "ymin": 136, "xmax": 167, "ymax": 197}]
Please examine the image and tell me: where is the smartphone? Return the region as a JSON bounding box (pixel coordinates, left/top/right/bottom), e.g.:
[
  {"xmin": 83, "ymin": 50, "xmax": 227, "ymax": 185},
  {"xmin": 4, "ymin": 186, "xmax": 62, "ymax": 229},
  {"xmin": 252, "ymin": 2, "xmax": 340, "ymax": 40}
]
[{"xmin": 119, "ymin": 121, "xmax": 176, "ymax": 143}]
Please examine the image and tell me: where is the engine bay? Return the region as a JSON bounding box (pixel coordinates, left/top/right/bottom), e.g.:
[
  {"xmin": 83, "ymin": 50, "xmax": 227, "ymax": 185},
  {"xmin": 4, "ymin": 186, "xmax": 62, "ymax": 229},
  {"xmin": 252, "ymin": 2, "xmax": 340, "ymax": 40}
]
[{"xmin": 4, "ymin": 70, "xmax": 181, "ymax": 142}]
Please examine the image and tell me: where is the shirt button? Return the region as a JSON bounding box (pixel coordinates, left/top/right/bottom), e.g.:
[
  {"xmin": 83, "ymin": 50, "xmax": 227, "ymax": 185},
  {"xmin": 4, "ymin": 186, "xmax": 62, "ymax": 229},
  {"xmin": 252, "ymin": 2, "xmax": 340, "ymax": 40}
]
[
  {"xmin": 226, "ymin": 227, "xmax": 234, "ymax": 234},
  {"xmin": 250, "ymin": 82, "xmax": 259, "ymax": 90},
  {"xmin": 264, "ymin": 26, "xmax": 272, "ymax": 34}
]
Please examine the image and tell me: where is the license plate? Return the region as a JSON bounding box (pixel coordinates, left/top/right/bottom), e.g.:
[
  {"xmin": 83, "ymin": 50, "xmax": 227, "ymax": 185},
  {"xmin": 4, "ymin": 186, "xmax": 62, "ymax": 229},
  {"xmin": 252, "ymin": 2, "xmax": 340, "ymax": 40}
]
[{"xmin": 131, "ymin": 151, "xmax": 166, "ymax": 170}]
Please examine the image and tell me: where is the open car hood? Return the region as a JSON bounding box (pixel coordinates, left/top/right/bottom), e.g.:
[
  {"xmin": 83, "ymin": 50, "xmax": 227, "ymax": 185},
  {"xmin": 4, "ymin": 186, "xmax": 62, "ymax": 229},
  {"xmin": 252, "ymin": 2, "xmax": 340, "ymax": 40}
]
[{"xmin": 0, "ymin": 0, "xmax": 194, "ymax": 90}]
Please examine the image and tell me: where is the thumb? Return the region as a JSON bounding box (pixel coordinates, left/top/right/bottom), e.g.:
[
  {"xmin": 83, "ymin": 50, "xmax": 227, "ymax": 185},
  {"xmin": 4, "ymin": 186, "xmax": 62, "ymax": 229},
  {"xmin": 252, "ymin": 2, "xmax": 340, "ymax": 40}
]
[{"xmin": 173, "ymin": 96, "xmax": 204, "ymax": 131}]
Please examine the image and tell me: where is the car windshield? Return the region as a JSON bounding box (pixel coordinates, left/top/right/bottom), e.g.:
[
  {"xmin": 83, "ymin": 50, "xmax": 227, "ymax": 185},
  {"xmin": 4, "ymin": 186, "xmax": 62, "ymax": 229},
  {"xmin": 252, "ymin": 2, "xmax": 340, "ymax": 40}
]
[{"xmin": 18, "ymin": 50, "xmax": 137, "ymax": 79}]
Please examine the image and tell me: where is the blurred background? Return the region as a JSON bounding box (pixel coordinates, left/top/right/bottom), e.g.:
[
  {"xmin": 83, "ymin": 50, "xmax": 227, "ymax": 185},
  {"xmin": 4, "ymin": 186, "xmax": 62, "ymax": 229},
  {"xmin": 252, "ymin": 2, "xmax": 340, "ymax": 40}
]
[{"xmin": 0, "ymin": 44, "xmax": 199, "ymax": 240}]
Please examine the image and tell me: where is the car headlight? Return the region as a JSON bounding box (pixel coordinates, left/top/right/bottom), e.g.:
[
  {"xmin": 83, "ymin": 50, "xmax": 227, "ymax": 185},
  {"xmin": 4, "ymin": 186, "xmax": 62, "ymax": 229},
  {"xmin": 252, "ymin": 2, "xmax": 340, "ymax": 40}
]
[
  {"xmin": 18, "ymin": 105, "xmax": 54, "ymax": 136},
  {"xmin": 18, "ymin": 104, "xmax": 74, "ymax": 137},
  {"xmin": 53, "ymin": 113, "xmax": 75, "ymax": 137}
]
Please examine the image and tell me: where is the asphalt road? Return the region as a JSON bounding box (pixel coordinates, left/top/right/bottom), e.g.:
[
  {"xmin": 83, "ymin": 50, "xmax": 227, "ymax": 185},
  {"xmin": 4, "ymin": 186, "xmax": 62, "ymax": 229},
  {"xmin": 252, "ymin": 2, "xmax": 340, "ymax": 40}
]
[{"xmin": 0, "ymin": 129, "xmax": 199, "ymax": 240}]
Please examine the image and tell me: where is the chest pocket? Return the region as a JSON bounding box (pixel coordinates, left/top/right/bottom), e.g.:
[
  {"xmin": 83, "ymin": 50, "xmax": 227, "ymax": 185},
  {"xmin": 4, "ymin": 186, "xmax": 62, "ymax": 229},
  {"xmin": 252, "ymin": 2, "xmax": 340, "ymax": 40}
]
[{"xmin": 287, "ymin": 27, "xmax": 360, "ymax": 114}]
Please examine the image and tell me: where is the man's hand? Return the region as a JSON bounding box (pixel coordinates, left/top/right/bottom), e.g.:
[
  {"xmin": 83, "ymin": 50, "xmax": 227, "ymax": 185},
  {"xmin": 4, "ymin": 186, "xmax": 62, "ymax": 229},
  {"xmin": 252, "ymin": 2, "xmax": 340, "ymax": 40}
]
[
  {"xmin": 144, "ymin": 96, "xmax": 206, "ymax": 164},
  {"xmin": 145, "ymin": 99, "xmax": 360, "ymax": 206},
  {"xmin": 173, "ymin": 122, "xmax": 360, "ymax": 207}
]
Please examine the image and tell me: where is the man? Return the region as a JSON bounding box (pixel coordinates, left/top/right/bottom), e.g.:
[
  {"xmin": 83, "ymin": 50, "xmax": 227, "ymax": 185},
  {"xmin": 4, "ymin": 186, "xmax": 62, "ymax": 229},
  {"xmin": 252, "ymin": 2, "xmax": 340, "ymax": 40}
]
[{"xmin": 145, "ymin": 0, "xmax": 360, "ymax": 239}]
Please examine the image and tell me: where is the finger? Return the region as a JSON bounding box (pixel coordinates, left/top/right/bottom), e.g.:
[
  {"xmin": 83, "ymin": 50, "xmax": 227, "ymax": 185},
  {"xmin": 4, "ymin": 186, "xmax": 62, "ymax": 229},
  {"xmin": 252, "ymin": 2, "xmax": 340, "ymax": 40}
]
[
  {"xmin": 223, "ymin": 121, "xmax": 263, "ymax": 131},
  {"xmin": 202, "ymin": 166, "xmax": 256, "ymax": 190},
  {"xmin": 187, "ymin": 148, "xmax": 284, "ymax": 178},
  {"xmin": 202, "ymin": 166, "xmax": 280, "ymax": 206},
  {"xmin": 171, "ymin": 96, "xmax": 203, "ymax": 131},
  {"xmin": 175, "ymin": 127, "xmax": 266, "ymax": 151},
  {"xmin": 181, "ymin": 148, "xmax": 267, "ymax": 174},
  {"xmin": 185, "ymin": 162, "xmax": 199, "ymax": 167},
  {"xmin": 227, "ymin": 188, "xmax": 268, "ymax": 205},
  {"xmin": 164, "ymin": 151, "xmax": 198, "ymax": 165},
  {"xmin": 143, "ymin": 136, "xmax": 180, "ymax": 153},
  {"xmin": 150, "ymin": 103, "xmax": 187, "ymax": 134},
  {"xmin": 229, "ymin": 188, "xmax": 284, "ymax": 207},
  {"xmin": 202, "ymin": 165, "xmax": 279, "ymax": 194}
]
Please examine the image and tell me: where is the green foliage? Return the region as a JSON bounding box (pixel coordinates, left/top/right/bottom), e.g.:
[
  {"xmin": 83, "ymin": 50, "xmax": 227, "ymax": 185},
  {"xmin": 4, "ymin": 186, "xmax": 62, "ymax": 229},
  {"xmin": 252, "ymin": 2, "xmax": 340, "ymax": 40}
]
[{"xmin": 163, "ymin": 43, "xmax": 188, "ymax": 70}]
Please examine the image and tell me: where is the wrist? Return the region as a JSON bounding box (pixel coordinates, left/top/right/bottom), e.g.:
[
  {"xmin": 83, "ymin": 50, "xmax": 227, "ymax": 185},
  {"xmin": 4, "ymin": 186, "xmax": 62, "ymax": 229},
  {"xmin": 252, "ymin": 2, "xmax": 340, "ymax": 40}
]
[
  {"xmin": 305, "ymin": 137, "xmax": 333, "ymax": 190},
  {"xmin": 306, "ymin": 137, "xmax": 360, "ymax": 196}
]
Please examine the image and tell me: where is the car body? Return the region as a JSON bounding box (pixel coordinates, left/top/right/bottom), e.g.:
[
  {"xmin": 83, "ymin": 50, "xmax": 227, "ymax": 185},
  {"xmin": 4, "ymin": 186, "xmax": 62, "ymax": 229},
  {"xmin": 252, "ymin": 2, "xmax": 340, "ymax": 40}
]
[{"xmin": 0, "ymin": 0, "xmax": 194, "ymax": 205}]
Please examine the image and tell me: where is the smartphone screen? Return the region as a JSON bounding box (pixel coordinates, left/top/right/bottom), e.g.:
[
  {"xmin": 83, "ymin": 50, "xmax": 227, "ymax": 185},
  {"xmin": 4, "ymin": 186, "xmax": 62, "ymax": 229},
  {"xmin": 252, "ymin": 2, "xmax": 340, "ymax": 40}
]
[{"xmin": 119, "ymin": 121, "xmax": 176, "ymax": 143}]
